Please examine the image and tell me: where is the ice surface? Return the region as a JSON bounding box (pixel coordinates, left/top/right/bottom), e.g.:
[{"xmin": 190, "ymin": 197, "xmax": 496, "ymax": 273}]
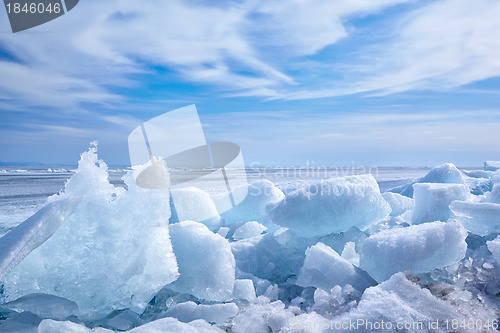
[
  {"xmin": 1, "ymin": 145, "xmax": 179, "ymax": 316},
  {"xmin": 233, "ymin": 279, "xmax": 257, "ymax": 301},
  {"xmin": 170, "ymin": 187, "xmax": 222, "ymax": 230},
  {"xmin": 484, "ymin": 161, "xmax": 500, "ymax": 171},
  {"xmin": 162, "ymin": 301, "xmax": 238, "ymax": 324},
  {"xmin": 450, "ymin": 201, "xmax": 500, "ymax": 236},
  {"xmin": 296, "ymin": 243, "xmax": 376, "ymax": 292},
  {"xmin": 390, "ymin": 163, "xmax": 466, "ymax": 197},
  {"xmin": 267, "ymin": 175, "xmax": 390, "ymax": 237},
  {"xmin": 327, "ymin": 273, "xmax": 463, "ymax": 332},
  {"xmin": 0, "ymin": 196, "xmax": 81, "ymax": 281},
  {"xmin": 218, "ymin": 180, "xmax": 285, "ymax": 225},
  {"xmin": 1, "ymin": 293, "xmax": 78, "ymax": 320},
  {"xmin": 360, "ymin": 222, "xmax": 468, "ymax": 282},
  {"xmin": 233, "ymin": 221, "xmax": 267, "ymax": 240},
  {"xmin": 168, "ymin": 221, "xmax": 235, "ymax": 301},
  {"xmin": 411, "ymin": 183, "xmax": 469, "ymax": 224},
  {"xmin": 382, "ymin": 192, "xmax": 413, "ymax": 217}
]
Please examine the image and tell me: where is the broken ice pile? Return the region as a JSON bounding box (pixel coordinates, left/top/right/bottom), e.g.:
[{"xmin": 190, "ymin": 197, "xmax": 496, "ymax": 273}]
[
  {"xmin": 1, "ymin": 148, "xmax": 500, "ymax": 332},
  {"xmin": 1, "ymin": 145, "xmax": 179, "ymax": 316}
]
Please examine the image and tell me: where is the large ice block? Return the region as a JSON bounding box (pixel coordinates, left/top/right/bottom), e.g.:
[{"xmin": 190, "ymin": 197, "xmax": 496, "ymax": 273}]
[
  {"xmin": 411, "ymin": 183, "xmax": 469, "ymax": 224},
  {"xmin": 450, "ymin": 201, "xmax": 500, "ymax": 236},
  {"xmin": 267, "ymin": 175, "xmax": 390, "ymax": 237},
  {"xmin": 360, "ymin": 222, "xmax": 467, "ymax": 282},
  {"xmin": 168, "ymin": 221, "xmax": 235, "ymax": 301},
  {"xmin": 296, "ymin": 242, "xmax": 376, "ymax": 292},
  {"xmin": 2, "ymin": 146, "xmax": 179, "ymax": 316}
]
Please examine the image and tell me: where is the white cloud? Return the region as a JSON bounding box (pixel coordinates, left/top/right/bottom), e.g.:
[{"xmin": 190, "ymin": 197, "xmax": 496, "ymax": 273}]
[
  {"xmin": 284, "ymin": 0, "xmax": 500, "ymax": 99},
  {"xmin": 0, "ymin": 0, "xmax": 414, "ymax": 106}
]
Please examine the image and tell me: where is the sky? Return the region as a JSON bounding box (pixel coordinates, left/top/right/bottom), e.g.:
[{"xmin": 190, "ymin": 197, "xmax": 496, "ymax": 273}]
[{"xmin": 1, "ymin": 0, "xmax": 500, "ymax": 167}]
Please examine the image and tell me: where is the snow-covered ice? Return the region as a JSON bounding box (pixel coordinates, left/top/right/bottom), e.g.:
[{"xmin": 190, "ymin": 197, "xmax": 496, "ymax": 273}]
[
  {"xmin": 233, "ymin": 221, "xmax": 267, "ymax": 240},
  {"xmin": 267, "ymin": 175, "xmax": 390, "ymax": 237},
  {"xmin": 327, "ymin": 273, "xmax": 464, "ymax": 332},
  {"xmin": 162, "ymin": 301, "xmax": 238, "ymax": 324},
  {"xmin": 411, "ymin": 183, "xmax": 469, "ymax": 224},
  {"xmin": 360, "ymin": 222, "xmax": 468, "ymax": 282},
  {"xmin": 296, "ymin": 242, "xmax": 376, "ymax": 292}
]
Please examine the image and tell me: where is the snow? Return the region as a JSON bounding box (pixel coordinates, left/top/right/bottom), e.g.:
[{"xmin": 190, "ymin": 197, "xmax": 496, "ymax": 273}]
[
  {"xmin": 411, "ymin": 183, "xmax": 469, "ymax": 224},
  {"xmin": 296, "ymin": 242, "xmax": 376, "ymax": 292},
  {"xmin": 170, "ymin": 187, "xmax": 223, "ymax": 230},
  {"xmin": 389, "ymin": 163, "xmax": 466, "ymax": 197},
  {"xmin": 232, "ymin": 297, "xmax": 296, "ymax": 333},
  {"xmin": 168, "ymin": 220, "xmax": 235, "ymax": 301},
  {"xmin": 125, "ymin": 317, "xmax": 223, "ymax": 333},
  {"xmin": 267, "ymin": 175, "xmax": 390, "ymax": 237},
  {"xmin": 450, "ymin": 201, "xmax": 500, "ymax": 236},
  {"xmin": 484, "ymin": 161, "xmax": 500, "ymax": 171},
  {"xmin": 1, "ymin": 293, "xmax": 78, "ymax": 320},
  {"xmin": 233, "ymin": 221, "xmax": 267, "ymax": 240},
  {"xmin": 327, "ymin": 273, "xmax": 463, "ymax": 332},
  {"xmin": 382, "ymin": 192, "xmax": 413, "ymax": 217},
  {"xmin": 162, "ymin": 301, "xmax": 238, "ymax": 324},
  {"xmin": 360, "ymin": 222, "xmax": 468, "ymax": 282},
  {"xmin": 38, "ymin": 317, "xmax": 223, "ymax": 333},
  {"xmin": 1, "ymin": 145, "xmax": 179, "ymax": 316},
  {"xmin": 218, "ymin": 180, "xmax": 285, "ymax": 225}
]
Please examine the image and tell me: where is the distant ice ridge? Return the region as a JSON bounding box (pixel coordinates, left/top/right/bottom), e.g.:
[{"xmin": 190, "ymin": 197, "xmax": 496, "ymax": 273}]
[
  {"xmin": 484, "ymin": 161, "xmax": 500, "ymax": 171},
  {"xmin": 1, "ymin": 145, "xmax": 179, "ymax": 316},
  {"xmin": 267, "ymin": 175, "xmax": 390, "ymax": 237},
  {"xmin": 389, "ymin": 163, "xmax": 466, "ymax": 197}
]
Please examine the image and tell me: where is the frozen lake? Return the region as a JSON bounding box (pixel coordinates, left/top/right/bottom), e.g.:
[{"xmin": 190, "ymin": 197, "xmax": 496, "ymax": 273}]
[{"xmin": 0, "ymin": 165, "xmax": 481, "ymax": 235}]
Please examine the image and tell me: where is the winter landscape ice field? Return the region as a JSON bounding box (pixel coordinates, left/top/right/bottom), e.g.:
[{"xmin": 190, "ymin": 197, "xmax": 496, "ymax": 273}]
[{"xmin": 0, "ymin": 145, "xmax": 499, "ymax": 332}]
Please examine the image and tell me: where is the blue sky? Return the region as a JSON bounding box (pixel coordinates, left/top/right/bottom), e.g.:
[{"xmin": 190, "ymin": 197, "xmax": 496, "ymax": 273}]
[{"xmin": 1, "ymin": 0, "xmax": 500, "ymax": 166}]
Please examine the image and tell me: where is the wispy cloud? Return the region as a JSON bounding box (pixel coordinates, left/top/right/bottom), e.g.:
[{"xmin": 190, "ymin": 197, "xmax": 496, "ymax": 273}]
[
  {"xmin": 281, "ymin": 0, "xmax": 500, "ymax": 99},
  {"xmin": 0, "ymin": 0, "xmax": 418, "ymax": 105}
]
